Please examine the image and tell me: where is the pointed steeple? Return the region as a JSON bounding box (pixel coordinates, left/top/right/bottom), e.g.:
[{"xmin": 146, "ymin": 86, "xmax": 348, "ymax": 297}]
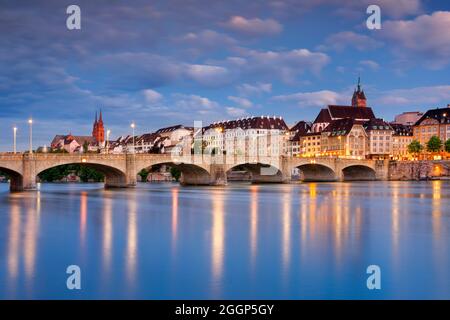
[
  {"xmin": 352, "ymin": 76, "xmax": 367, "ymax": 108},
  {"xmin": 99, "ymin": 109, "xmax": 103, "ymax": 123},
  {"xmin": 94, "ymin": 111, "xmax": 98, "ymax": 124}
]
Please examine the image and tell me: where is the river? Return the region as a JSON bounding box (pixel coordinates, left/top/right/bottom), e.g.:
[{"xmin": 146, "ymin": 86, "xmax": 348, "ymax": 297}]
[{"xmin": 0, "ymin": 181, "xmax": 449, "ymax": 299}]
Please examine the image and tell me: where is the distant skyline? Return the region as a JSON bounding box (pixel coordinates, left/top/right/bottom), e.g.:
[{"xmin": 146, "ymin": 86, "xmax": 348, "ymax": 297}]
[{"xmin": 1, "ymin": 0, "xmax": 450, "ymax": 151}]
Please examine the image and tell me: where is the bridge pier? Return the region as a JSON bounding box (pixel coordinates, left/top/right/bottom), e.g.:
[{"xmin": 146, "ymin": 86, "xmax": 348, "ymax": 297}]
[
  {"xmin": 22, "ymin": 154, "xmax": 37, "ymax": 191},
  {"xmin": 209, "ymin": 164, "xmax": 227, "ymax": 186}
]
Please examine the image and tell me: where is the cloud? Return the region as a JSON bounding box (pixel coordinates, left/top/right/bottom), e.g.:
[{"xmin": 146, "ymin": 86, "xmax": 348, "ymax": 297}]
[
  {"xmin": 227, "ymin": 96, "xmax": 253, "ymax": 108},
  {"xmin": 173, "ymin": 94, "xmax": 220, "ymax": 113},
  {"xmin": 376, "ymin": 85, "xmax": 450, "ymax": 107},
  {"xmin": 237, "ymin": 82, "xmax": 272, "ymax": 96},
  {"xmin": 224, "ymin": 16, "xmax": 283, "ymax": 36},
  {"xmin": 319, "ymin": 31, "xmax": 383, "ymax": 52},
  {"xmin": 226, "ymin": 107, "xmax": 248, "ymax": 117},
  {"xmin": 227, "ymin": 48, "xmax": 330, "ymax": 83},
  {"xmin": 272, "ymin": 90, "xmax": 347, "ymax": 107},
  {"xmin": 143, "ymin": 89, "xmax": 163, "ymax": 104},
  {"xmin": 175, "ymin": 29, "xmax": 237, "ymax": 54},
  {"xmin": 359, "ymin": 60, "xmax": 380, "ymax": 71},
  {"xmin": 381, "ymin": 11, "xmax": 450, "ymax": 68},
  {"xmin": 184, "ymin": 64, "xmax": 231, "ymax": 86}
]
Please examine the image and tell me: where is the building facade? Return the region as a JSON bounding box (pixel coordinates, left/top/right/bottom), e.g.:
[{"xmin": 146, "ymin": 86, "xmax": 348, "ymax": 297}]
[
  {"xmin": 391, "ymin": 123, "xmax": 413, "ymax": 159},
  {"xmin": 51, "ymin": 112, "xmax": 105, "ymax": 153},
  {"xmin": 202, "ymin": 116, "xmax": 289, "ymax": 158},
  {"xmin": 413, "ymin": 107, "xmax": 450, "ymax": 148}
]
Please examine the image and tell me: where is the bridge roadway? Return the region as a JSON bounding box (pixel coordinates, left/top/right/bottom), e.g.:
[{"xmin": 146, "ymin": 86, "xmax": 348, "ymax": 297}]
[{"xmin": 0, "ymin": 153, "xmax": 389, "ymax": 191}]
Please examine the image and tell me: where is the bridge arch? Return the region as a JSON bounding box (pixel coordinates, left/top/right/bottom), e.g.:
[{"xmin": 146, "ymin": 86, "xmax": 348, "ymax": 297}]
[
  {"xmin": 36, "ymin": 162, "xmax": 128, "ymax": 188},
  {"xmin": 342, "ymin": 165, "xmax": 376, "ymax": 181},
  {"xmin": 135, "ymin": 161, "xmax": 212, "ymax": 185},
  {"xmin": 226, "ymin": 162, "xmax": 284, "ymax": 183},
  {"xmin": 0, "ymin": 167, "xmax": 24, "ymax": 192},
  {"xmin": 295, "ymin": 163, "xmax": 337, "ymax": 182}
]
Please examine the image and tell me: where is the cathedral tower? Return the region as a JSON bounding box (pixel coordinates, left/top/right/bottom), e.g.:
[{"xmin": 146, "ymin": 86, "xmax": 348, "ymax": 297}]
[
  {"xmin": 351, "ymin": 77, "xmax": 367, "ymax": 108},
  {"xmin": 92, "ymin": 110, "xmax": 105, "ymax": 143}
]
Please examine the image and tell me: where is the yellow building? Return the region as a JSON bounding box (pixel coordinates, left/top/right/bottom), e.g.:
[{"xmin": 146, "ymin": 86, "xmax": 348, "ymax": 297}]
[
  {"xmin": 413, "ymin": 107, "xmax": 450, "ymax": 147},
  {"xmin": 391, "ymin": 123, "xmax": 413, "ymax": 159}
]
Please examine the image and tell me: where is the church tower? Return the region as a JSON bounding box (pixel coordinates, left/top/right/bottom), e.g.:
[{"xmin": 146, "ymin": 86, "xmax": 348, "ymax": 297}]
[
  {"xmin": 92, "ymin": 110, "xmax": 105, "ymax": 143},
  {"xmin": 351, "ymin": 77, "xmax": 367, "ymax": 108}
]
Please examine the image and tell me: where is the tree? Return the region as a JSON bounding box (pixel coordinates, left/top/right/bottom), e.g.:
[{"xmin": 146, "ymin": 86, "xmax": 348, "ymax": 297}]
[
  {"xmin": 445, "ymin": 139, "xmax": 450, "ymax": 153},
  {"xmin": 170, "ymin": 167, "xmax": 181, "ymax": 182},
  {"xmin": 78, "ymin": 166, "xmax": 104, "ymax": 182},
  {"xmin": 407, "ymin": 139, "xmax": 423, "ymax": 155},
  {"xmin": 138, "ymin": 169, "xmax": 150, "ymax": 182},
  {"xmin": 426, "ymin": 136, "xmax": 443, "ymax": 153},
  {"xmin": 83, "ymin": 141, "xmax": 89, "ymax": 153}
]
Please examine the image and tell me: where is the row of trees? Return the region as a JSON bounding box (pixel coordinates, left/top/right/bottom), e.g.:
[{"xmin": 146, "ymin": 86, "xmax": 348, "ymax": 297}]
[
  {"xmin": 138, "ymin": 167, "xmax": 181, "ymax": 182},
  {"xmin": 38, "ymin": 164, "xmax": 104, "ymax": 182},
  {"xmin": 407, "ymin": 136, "xmax": 450, "ymax": 155}
]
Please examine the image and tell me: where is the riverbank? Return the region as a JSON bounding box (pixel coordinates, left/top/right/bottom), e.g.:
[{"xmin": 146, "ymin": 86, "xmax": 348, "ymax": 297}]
[{"xmin": 388, "ymin": 160, "xmax": 450, "ymax": 181}]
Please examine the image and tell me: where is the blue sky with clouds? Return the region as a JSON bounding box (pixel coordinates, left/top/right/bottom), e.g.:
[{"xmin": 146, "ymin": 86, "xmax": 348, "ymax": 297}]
[{"xmin": 1, "ymin": 0, "xmax": 450, "ymax": 150}]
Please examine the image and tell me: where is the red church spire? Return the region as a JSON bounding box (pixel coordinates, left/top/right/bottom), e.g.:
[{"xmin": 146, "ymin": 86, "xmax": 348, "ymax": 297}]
[{"xmin": 92, "ymin": 109, "xmax": 105, "ymax": 143}]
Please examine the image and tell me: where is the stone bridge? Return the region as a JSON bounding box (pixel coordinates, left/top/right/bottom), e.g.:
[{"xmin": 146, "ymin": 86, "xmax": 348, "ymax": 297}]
[{"xmin": 0, "ymin": 153, "xmax": 389, "ymax": 192}]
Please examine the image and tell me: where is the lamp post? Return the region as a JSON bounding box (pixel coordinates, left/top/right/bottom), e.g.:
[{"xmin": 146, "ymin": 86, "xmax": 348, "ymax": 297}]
[
  {"xmin": 13, "ymin": 126, "xmax": 17, "ymax": 154},
  {"xmin": 338, "ymin": 136, "xmax": 342, "ymax": 157},
  {"xmin": 28, "ymin": 118, "xmax": 33, "ymax": 154},
  {"xmin": 130, "ymin": 122, "xmax": 136, "ymax": 154},
  {"xmin": 106, "ymin": 129, "xmax": 111, "ymax": 154}
]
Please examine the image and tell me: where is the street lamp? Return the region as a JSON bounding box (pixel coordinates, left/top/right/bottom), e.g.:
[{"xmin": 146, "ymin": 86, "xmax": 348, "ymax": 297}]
[
  {"xmin": 13, "ymin": 126, "xmax": 17, "ymax": 154},
  {"xmin": 130, "ymin": 122, "xmax": 136, "ymax": 154},
  {"xmin": 106, "ymin": 129, "xmax": 111, "ymax": 154},
  {"xmin": 337, "ymin": 136, "xmax": 342, "ymax": 157},
  {"xmin": 28, "ymin": 118, "xmax": 33, "ymax": 154}
]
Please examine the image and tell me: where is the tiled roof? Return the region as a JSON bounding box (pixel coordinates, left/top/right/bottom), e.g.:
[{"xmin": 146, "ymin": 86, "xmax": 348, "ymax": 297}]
[
  {"xmin": 207, "ymin": 116, "xmax": 289, "ymax": 131},
  {"xmin": 155, "ymin": 125, "xmax": 188, "ymax": 134},
  {"xmin": 323, "ymin": 118, "xmax": 364, "ymax": 136},
  {"xmin": 313, "ymin": 109, "xmax": 332, "ymax": 124},
  {"xmin": 328, "ymin": 105, "xmax": 376, "ymax": 120},
  {"xmin": 135, "ymin": 133, "xmax": 161, "ymax": 144},
  {"xmin": 414, "ymin": 107, "xmax": 450, "ymax": 126},
  {"xmin": 51, "ymin": 135, "xmax": 96, "ymax": 147},
  {"xmin": 390, "ymin": 123, "xmax": 413, "ymax": 136},
  {"xmin": 290, "ymin": 120, "xmax": 311, "ymax": 133},
  {"xmin": 363, "ymin": 118, "xmax": 392, "ymax": 131}
]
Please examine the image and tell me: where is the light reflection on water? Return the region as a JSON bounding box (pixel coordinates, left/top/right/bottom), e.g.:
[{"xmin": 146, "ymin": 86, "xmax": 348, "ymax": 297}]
[{"xmin": 0, "ymin": 181, "xmax": 449, "ymax": 299}]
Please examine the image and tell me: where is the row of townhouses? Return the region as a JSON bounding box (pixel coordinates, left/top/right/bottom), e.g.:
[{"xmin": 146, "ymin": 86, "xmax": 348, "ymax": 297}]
[{"xmin": 49, "ymin": 80, "xmax": 450, "ymax": 160}]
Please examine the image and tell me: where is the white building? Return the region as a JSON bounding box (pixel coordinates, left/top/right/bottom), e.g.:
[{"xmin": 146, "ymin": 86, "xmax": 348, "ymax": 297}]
[{"xmin": 201, "ymin": 116, "xmax": 289, "ymax": 158}]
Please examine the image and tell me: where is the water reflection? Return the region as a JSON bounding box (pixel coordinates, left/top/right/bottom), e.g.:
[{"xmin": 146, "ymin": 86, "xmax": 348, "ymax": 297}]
[
  {"xmin": 102, "ymin": 195, "xmax": 113, "ymax": 276},
  {"xmin": 126, "ymin": 193, "xmax": 138, "ymax": 286},
  {"xmin": 249, "ymin": 185, "xmax": 258, "ymax": 270},
  {"xmin": 171, "ymin": 187, "xmax": 179, "ymax": 254},
  {"xmin": 80, "ymin": 191, "xmax": 87, "ymax": 248},
  {"xmin": 24, "ymin": 205, "xmax": 39, "ymax": 285},
  {"xmin": 0, "ymin": 181, "xmax": 449, "ymax": 299},
  {"xmin": 7, "ymin": 200, "xmax": 20, "ymax": 284},
  {"xmin": 281, "ymin": 190, "xmax": 291, "ymax": 281},
  {"xmin": 211, "ymin": 190, "xmax": 225, "ymax": 291}
]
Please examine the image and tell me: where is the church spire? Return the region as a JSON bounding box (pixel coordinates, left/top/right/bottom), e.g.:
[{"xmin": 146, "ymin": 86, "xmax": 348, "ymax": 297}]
[
  {"xmin": 351, "ymin": 76, "xmax": 367, "ymax": 107},
  {"xmin": 92, "ymin": 109, "xmax": 105, "ymax": 143}
]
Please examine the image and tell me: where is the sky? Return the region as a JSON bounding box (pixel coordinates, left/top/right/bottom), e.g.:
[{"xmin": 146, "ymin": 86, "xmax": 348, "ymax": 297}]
[{"xmin": 1, "ymin": 0, "xmax": 450, "ymax": 151}]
